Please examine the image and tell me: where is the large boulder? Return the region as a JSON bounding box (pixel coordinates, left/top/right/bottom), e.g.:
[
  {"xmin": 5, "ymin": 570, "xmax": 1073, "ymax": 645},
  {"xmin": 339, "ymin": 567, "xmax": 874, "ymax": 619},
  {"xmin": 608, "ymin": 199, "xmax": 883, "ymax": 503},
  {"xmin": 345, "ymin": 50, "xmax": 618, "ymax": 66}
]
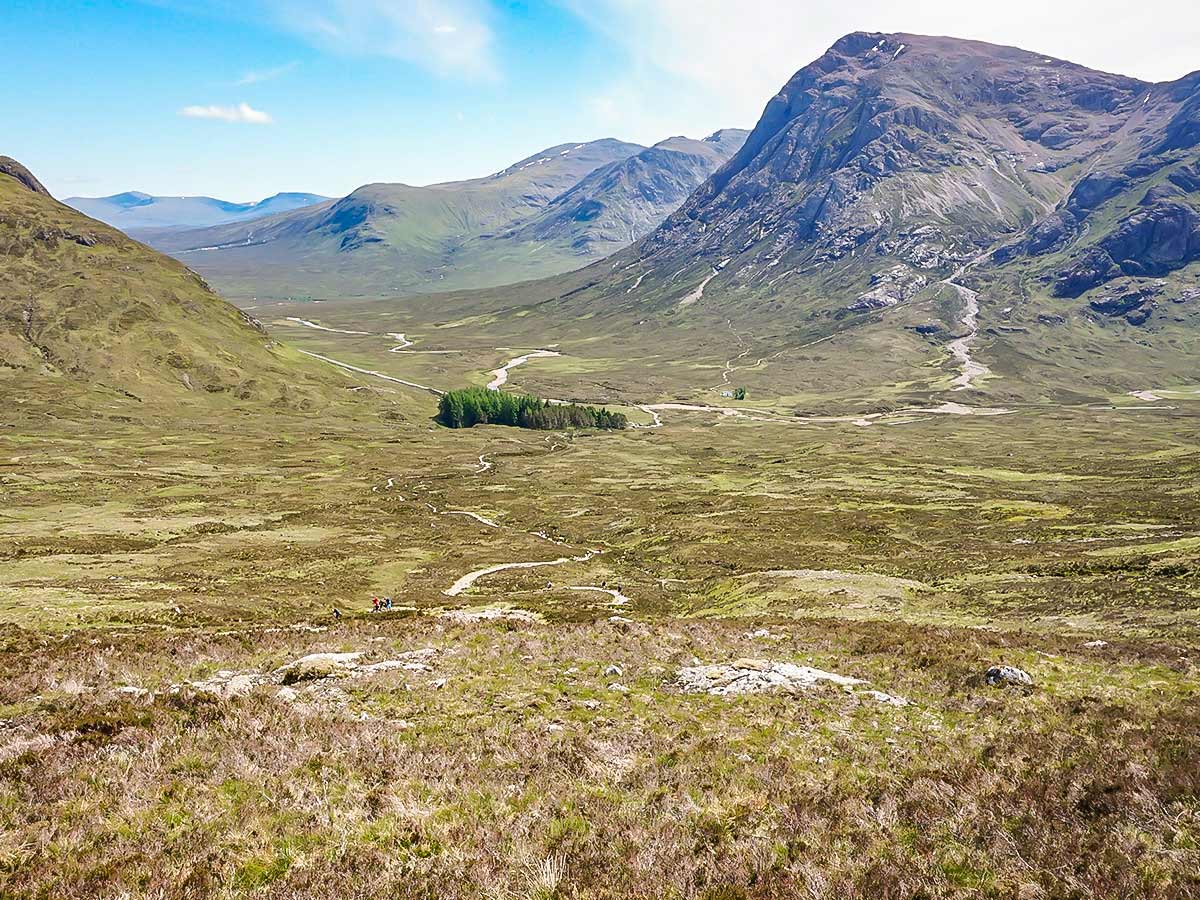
[
  {"xmin": 984, "ymin": 665, "xmax": 1033, "ymax": 687},
  {"xmin": 277, "ymin": 652, "xmax": 364, "ymax": 684}
]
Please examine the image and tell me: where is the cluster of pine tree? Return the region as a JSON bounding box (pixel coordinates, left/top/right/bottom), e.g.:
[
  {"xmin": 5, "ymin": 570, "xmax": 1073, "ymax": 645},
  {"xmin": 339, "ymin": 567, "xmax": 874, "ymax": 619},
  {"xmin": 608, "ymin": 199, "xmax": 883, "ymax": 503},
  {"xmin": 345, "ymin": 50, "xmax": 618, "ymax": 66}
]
[{"xmin": 437, "ymin": 387, "xmax": 627, "ymax": 431}]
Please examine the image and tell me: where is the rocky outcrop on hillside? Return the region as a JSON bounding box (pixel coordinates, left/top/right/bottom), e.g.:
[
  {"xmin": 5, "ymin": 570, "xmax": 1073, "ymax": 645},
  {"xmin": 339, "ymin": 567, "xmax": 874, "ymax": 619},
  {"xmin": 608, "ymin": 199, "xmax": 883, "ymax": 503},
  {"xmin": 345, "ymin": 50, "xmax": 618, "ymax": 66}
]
[{"xmin": 0, "ymin": 156, "xmax": 51, "ymax": 196}]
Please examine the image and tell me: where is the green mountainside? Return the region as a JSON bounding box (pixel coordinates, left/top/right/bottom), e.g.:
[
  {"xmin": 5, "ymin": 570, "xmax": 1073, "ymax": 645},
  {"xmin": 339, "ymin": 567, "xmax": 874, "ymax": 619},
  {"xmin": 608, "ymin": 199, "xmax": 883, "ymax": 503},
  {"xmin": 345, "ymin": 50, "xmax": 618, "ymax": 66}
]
[
  {"xmin": 0, "ymin": 157, "xmax": 348, "ymax": 411},
  {"xmin": 144, "ymin": 135, "xmax": 747, "ymax": 299}
]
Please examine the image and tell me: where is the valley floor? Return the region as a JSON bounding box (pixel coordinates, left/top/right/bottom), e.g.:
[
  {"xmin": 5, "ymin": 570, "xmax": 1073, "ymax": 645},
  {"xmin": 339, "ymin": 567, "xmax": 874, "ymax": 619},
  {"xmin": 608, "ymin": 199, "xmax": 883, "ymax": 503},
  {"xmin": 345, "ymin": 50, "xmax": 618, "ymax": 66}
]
[{"xmin": 2, "ymin": 303, "xmax": 1198, "ymax": 897}]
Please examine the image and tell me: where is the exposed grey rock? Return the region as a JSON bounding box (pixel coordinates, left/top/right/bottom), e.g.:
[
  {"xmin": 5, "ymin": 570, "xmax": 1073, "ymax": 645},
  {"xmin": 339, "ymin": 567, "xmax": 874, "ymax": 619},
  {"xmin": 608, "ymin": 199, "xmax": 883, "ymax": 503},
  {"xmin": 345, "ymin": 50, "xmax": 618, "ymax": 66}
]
[
  {"xmin": 984, "ymin": 665, "xmax": 1033, "ymax": 687},
  {"xmin": 848, "ymin": 265, "xmax": 928, "ymax": 311},
  {"xmin": 1088, "ymin": 282, "xmax": 1160, "ymax": 323},
  {"xmin": 877, "ymin": 227, "xmax": 972, "ymax": 269},
  {"xmin": 675, "ymin": 658, "xmax": 911, "ymax": 706},
  {"xmin": 277, "ymin": 652, "xmax": 364, "ymax": 684},
  {"xmin": 440, "ymin": 607, "xmax": 540, "ymax": 624},
  {"xmin": 676, "ymin": 658, "xmax": 864, "ymax": 695}
]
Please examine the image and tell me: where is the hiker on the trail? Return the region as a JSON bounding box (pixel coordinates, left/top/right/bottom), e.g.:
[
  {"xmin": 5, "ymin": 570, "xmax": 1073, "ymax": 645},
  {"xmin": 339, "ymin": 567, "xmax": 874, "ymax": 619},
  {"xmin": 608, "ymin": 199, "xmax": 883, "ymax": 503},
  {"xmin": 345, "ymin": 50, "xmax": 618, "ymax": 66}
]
[
  {"xmin": 372, "ymin": 597, "xmax": 380, "ymax": 612},
  {"xmin": 384, "ymin": 597, "xmax": 393, "ymax": 611},
  {"xmin": 333, "ymin": 607, "xmax": 341, "ymax": 619}
]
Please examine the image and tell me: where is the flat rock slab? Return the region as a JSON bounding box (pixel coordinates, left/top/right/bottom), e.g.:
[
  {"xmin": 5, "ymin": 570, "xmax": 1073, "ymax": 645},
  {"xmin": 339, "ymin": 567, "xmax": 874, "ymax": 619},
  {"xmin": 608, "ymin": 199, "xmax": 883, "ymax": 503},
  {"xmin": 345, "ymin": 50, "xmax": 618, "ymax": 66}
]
[
  {"xmin": 677, "ymin": 658, "xmax": 866, "ymax": 696},
  {"xmin": 439, "ymin": 607, "xmax": 541, "ymax": 624},
  {"xmin": 676, "ymin": 658, "xmax": 910, "ymax": 706}
]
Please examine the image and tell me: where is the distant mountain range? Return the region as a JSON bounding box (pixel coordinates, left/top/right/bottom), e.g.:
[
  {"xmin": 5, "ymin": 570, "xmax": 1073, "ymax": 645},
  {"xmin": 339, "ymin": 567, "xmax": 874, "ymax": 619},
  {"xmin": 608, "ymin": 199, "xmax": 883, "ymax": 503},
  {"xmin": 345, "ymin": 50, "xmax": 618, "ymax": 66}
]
[
  {"xmin": 65, "ymin": 190, "xmax": 331, "ymax": 231},
  {"xmin": 142, "ymin": 131, "xmax": 749, "ymax": 298}
]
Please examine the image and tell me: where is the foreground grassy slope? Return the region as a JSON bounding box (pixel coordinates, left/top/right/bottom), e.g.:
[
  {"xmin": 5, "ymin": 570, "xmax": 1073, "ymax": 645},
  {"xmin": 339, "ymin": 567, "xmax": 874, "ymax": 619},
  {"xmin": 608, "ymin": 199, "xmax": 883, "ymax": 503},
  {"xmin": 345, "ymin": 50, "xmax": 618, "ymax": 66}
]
[
  {"xmin": 0, "ymin": 160, "xmax": 351, "ymax": 411},
  {"xmin": 0, "ymin": 387, "xmax": 1197, "ymax": 897},
  {"xmin": 2, "ymin": 148, "xmax": 1198, "ymax": 895}
]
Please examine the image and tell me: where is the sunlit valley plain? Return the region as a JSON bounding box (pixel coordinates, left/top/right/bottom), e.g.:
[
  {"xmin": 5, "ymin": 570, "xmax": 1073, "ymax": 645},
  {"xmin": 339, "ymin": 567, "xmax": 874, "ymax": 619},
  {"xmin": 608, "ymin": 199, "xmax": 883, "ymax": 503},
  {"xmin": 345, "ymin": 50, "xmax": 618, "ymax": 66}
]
[{"xmin": 2, "ymin": 12, "xmax": 1199, "ymax": 899}]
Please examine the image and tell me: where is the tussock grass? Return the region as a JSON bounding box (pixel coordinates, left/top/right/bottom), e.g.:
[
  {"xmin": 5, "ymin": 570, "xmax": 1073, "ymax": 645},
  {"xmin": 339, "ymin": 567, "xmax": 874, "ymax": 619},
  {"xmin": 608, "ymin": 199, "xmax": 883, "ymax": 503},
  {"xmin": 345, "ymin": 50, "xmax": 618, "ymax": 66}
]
[{"xmin": 1, "ymin": 616, "xmax": 1197, "ymax": 898}]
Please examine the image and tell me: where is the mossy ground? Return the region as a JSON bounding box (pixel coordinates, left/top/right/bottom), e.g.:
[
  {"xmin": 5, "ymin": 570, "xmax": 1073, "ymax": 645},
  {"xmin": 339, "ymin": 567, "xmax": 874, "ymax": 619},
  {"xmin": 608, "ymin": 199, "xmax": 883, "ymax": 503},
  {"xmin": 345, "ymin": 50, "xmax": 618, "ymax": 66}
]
[{"xmin": 2, "ymin": 305, "xmax": 1198, "ymax": 897}]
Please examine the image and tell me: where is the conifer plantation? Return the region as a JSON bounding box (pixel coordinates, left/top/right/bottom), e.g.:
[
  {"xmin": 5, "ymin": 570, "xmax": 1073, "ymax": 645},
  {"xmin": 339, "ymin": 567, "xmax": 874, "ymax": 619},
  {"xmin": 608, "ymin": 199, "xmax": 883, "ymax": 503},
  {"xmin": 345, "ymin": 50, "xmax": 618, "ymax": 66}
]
[{"xmin": 437, "ymin": 386, "xmax": 627, "ymax": 430}]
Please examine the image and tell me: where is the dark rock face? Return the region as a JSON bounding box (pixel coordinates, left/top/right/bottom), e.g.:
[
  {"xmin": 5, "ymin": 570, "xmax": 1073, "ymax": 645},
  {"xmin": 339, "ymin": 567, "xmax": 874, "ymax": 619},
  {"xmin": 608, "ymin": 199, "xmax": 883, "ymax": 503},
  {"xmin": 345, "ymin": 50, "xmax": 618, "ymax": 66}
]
[
  {"xmin": 1055, "ymin": 246, "xmax": 1122, "ymax": 297},
  {"xmin": 0, "ymin": 157, "xmax": 52, "ymax": 196},
  {"xmin": 1102, "ymin": 202, "xmax": 1200, "ymax": 277},
  {"xmin": 1167, "ymin": 162, "xmax": 1200, "ymax": 193},
  {"xmin": 1054, "ymin": 202, "xmax": 1200, "ymax": 296},
  {"xmin": 1088, "ymin": 283, "xmax": 1160, "ymax": 324},
  {"xmin": 1151, "ymin": 71, "xmax": 1200, "ymax": 154}
]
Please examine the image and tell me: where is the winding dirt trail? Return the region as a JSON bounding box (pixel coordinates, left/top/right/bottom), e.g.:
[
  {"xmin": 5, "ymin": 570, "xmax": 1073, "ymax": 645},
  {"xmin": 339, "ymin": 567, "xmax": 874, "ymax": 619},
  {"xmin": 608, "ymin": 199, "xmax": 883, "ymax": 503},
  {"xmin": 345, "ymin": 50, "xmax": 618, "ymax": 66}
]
[
  {"xmin": 568, "ymin": 585, "xmax": 630, "ymax": 606},
  {"xmin": 297, "ymin": 350, "xmax": 443, "ymax": 395},
  {"xmin": 286, "ymin": 317, "xmax": 371, "ymax": 336},
  {"xmin": 444, "ymin": 551, "xmax": 599, "ymax": 597},
  {"xmin": 487, "ymin": 350, "xmax": 561, "ymax": 390},
  {"xmin": 445, "ymin": 510, "xmax": 501, "ymax": 529}
]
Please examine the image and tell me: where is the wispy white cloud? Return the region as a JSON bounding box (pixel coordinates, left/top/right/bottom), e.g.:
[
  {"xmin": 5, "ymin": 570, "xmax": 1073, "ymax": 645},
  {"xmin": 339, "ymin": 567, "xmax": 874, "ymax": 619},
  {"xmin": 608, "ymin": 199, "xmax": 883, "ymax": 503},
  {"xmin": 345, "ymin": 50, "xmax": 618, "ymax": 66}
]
[
  {"xmin": 267, "ymin": 0, "xmax": 497, "ymax": 79},
  {"xmin": 562, "ymin": 0, "xmax": 1200, "ymax": 135},
  {"xmin": 179, "ymin": 102, "xmax": 274, "ymax": 123},
  {"xmin": 235, "ymin": 61, "xmax": 299, "ymax": 85}
]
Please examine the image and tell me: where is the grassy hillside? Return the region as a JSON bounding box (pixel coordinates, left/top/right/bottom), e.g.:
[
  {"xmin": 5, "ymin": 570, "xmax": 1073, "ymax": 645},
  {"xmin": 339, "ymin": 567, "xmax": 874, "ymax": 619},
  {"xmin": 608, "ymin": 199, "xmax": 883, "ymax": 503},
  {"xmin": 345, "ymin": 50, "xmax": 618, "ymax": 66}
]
[
  {"xmin": 0, "ymin": 159, "xmax": 352, "ymax": 412},
  {"xmin": 143, "ymin": 135, "xmax": 747, "ymax": 299}
]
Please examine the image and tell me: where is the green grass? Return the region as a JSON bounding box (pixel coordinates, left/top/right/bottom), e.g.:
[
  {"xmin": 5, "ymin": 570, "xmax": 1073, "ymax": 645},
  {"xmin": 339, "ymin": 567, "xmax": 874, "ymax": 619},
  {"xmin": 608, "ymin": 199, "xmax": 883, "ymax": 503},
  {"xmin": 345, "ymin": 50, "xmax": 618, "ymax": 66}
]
[{"xmin": 2, "ymin": 246, "xmax": 1199, "ymax": 896}]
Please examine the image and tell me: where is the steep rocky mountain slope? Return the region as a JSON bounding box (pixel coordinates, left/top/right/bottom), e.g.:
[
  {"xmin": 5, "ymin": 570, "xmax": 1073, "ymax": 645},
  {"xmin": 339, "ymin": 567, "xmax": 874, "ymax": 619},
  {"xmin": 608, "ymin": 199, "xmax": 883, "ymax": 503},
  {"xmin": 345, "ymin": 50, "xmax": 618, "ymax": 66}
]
[
  {"xmin": 66, "ymin": 190, "xmax": 330, "ymax": 232},
  {"xmin": 0, "ymin": 157, "xmax": 347, "ymax": 409},
  {"xmin": 453, "ymin": 33, "xmax": 1198, "ymax": 402},
  {"xmin": 147, "ymin": 134, "xmax": 745, "ymax": 298},
  {"xmin": 495, "ymin": 130, "xmax": 749, "ymax": 258}
]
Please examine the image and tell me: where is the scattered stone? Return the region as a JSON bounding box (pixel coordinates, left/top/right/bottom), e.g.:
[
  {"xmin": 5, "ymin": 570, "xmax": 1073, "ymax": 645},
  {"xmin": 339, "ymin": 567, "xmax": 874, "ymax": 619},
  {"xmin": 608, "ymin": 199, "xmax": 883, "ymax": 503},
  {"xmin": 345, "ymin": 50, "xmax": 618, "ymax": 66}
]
[
  {"xmin": 847, "ymin": 264, "xmax": 928, "ymax": 311},
  {"xmin": 546, "ymin": 723, "xmax": 565, "ymax": 733},
  {"xmin": 604, "ymin": 664, "xmax": 623, "ymax": 677},
  {"xmin": 984, "ymin": 665, "xmax": 1033, "ymax": 687},
  {"xmin": 1082, "ymin": 640, "xmax": 1109, "ymax": 649},
  {"xmin": 862, "ymin": 690, "xmax": 910, "ymax": 707},
  {"xmin": 223, "ymin": 674, "xmax": 258, "ymax": 697},
  {"xmin": 277, "ymin": 652, "xmax": 364, "ymax": 685},
  {"xmin": 580, "ymin": 699, "xmax": 602, "ymax": 710},
  {"xmin": 358, "ymin": 660, "xmax": 430, "ymax": 674},
  {"xmin": 186, "ymin": 669, "xmax": 269, "ymax": 697},
  {"xmin": 429, "ymin": 678, "xmax": 448, "ymax": 690},
  {"xmin": 677, "ymin": 658, "xmax": 865, "ymax": 696},
  {"xmin": 440, "ymin": 607, "xmax": 540, "ymax": 624},
  {"xmin": 275, "ymin": 686, "xmax": 299, "ymax": 703},
  {"xmin": 607, "ymin": 682, "xmax": 629, "ymax": 693},
  {"xmin": 115, "ymin": 685, "xmax": 149, "ymax": 698}
]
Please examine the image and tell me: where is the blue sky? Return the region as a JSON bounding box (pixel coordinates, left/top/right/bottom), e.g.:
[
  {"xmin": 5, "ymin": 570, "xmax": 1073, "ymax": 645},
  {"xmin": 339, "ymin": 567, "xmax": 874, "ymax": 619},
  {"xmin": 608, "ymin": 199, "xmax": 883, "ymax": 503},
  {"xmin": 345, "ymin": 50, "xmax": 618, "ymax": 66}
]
[{"xmin": 6, "ymin": 0, "xmax": 1198, "ymax": 201}]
